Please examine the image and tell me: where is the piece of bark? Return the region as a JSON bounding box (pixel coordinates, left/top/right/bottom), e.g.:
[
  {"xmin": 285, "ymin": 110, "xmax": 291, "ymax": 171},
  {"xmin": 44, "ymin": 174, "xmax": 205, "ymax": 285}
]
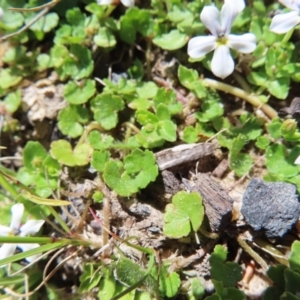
[
  {"xmin": 241, "ymin": 178, "xmax": 300, "ymax": 238},
  {"xmin": 155, "ymin": 142, "xmax": 218, "ymax": 171},
  {"xmin": 188, "ymin": 173, "xmax": 233, "ymax": 232}
]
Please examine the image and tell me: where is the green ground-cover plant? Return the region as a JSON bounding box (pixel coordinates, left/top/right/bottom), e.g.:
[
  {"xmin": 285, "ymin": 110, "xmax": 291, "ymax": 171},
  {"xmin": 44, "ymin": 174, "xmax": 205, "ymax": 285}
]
[{"xmin": 1, "ymin": 0, "xmax": 300, "ymax": 298}]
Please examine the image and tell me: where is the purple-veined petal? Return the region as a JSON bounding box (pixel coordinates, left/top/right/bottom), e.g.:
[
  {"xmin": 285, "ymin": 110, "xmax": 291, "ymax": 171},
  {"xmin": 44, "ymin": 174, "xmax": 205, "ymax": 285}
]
[
  {"xmin": 220, "ymin": 0, "xmax": 244, "ymax": 35},
  {"xmin": 200, "ymin": 6, "xmax": 221, "ymax": 37},
  {"xmin": 279, "ymin": 0, "xmax": 300, "ymax": 11},
  {"xmin": 10, "ymin": 203, "xmax": 24, "ymax": 232},
  {"xmin": 121, "ymin": 0, "xmax": 134, "ymax": 7},
  {"xmin": 188, "ymin": 36, "xmax": 217, "ymax": 59},
  {"xmin": 18, "ymin": 243, "xmax": 41, "ymax": 263},
  {"xmin": 228, "ymin": 33, "xmax": 256, "ymax": 53},
  {"xmin": 0, "ymin": 244, "xmax": 17, "ymax": 261},
  {"xmin": 97, "ymin": 0, "xmax": 113, "ymax": 5},
  {"xmin": 20, "ymin": 220, "xmax": 45, "ymax": 236},
  {"xmin": 270, "ymin": 10, "xmax": 300, "ymax": 33},
  {"xmin": 0, "ymin": 225, "xmax": 11, "ymax": 236},
  {"xmin": 211, "ymin": 45, "xmax": 234, "ymax": 79}
]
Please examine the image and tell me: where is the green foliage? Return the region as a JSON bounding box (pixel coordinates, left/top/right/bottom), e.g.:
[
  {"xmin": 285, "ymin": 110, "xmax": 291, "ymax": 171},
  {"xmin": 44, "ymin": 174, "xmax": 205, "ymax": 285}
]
[
  {"xmin": 264, "ymin": 241, "xmax": 300, "ymax": 300},
  {"xmin": 163, "ymin": 191, "xmax": 204, "ymax": 238},
  {"xmin": 91, "ymin": 93, "xmax": 124, "ymax": 130},
  {"xmin": 79, "ymin": 263, "xmax": 102, "ymax": 293},
  {"xmin": 204, "ymin": 245, "xmax": 244, "ymax": 300},
  {"xmin": 17, "ymin": 141, "xmax": 60, "ymax": 198},
  {"xmin": 57, "ymin": 104, "xmax": 90, "ymax": 138},
  {"xmin": 50, "ymin": 140, "xmax": 93, "ymax": 167},
  {"xmin": 64, "ymin": 79, "xmax": 96, "ymax": 104},
  {"xmin": 103, "ymin": 149, "xmax": 158, "ymax": 197}
]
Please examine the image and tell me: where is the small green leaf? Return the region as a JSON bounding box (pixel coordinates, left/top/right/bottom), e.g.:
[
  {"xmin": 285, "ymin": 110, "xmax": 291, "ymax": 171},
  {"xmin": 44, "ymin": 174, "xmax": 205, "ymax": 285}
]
[
  {"xmin": 136, "ymin": 82, "xmax": 158, "ymax": 99},
  {"xmin": 88, "ymin": 131, "xmax": 114, "ymax": 150},
  {"xmin": 195, "ymin": 101, "xmax": 224, "ymax": 122},
  {"xmin": 265, "ymin": 144, "xmax": 298, "ymax": 179},
  {"xmin": 229, "ymin": 152, "xmax": 253, "ymax": 177},
  {"xmin": 98, "ymin": 275, "xmax": 116, "ymax": 300},
  {"xmin": 94, "ymin": 27, "xmax": 117, "ymax": 48},
  {"xmin": 50, "ymin": 140, "xmax": 92, "ymax": 166},
  {"xmin": 157, "ymin": 120, "xmax": 177, "ymax": 142},
  {"xmin": 3, "ymin": 90, "xmax": 21, "ymax": 113},
  {"xmin": 91, "ymin": 94, "xmax": 124, "ymax": 130},
  {"xmin": 58, "ymin": 105, "xmax": 90, "ymax": 138},
  {"xmin": 64, "ymin": 79, "xmax": 96, "ymax": 104},
  {"xmin": 285, "ymin": 268, "xmax": 300, "ymax": 295},
  {"xmin": 210, "ymin": 245, "xmax": 242, "ymax": 287},
  {"xmin": 153, "ymin": 29, "xmax": 188, "ymax": 50},
  {"xmin": 23, "ymin": 141, "xmax": 48, "ymax": 171},
  {"xmin": 256, "ymin": 136, "xmax": 270, "ymax": 150},
  {"xmin": 0, "ymin": 69, "xmax": 22, "ymax": 90},
  {"xmin": 79, "ymin": 263, "xmax": 102, "ymax": 293},
  {"xmin": 114, "ymin": 257, "xmax": 156, "ymax": 291},
  {"xmin": 289, "ymin": 241, "xmax": 300, "ymax": 274},
  {"xmin": 153, "ymin": 89, "xmax": 182, "ymax": 115},
  {"xmin": 182, "ymin": 126, "xmax": 198, "ymax": 143},
  {"xmin": 163, "ymin": 191, "xmax": 204, "ymax": 238},
  {"xmin": 159, "ymin": 265, "xmax": 180, "ymax": 298},
  {"xmin": 103, "ymin": 149, "xmax": 158, "ymax": 196},
  {"xmin": 91, "ymin": 150, "xmax": 110, "ymax": 172}
]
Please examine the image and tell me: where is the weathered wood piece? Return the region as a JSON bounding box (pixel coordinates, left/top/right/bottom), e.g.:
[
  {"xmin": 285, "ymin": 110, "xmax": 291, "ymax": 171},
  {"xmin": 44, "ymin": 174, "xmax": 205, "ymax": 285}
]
[
  {"xmin": 241, "ymin": 178, "xmax": 300, "ymax": 238},
  {"xmin": 188, "ymin": 173, "xmax": 233, "ymax": 232},
  {"xmin": 155, "ymin": 142, "xmax": 218, "ymax": 171}
]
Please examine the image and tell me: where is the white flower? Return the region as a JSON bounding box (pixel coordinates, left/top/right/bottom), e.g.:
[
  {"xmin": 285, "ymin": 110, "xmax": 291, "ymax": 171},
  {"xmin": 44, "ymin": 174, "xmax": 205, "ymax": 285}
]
[
  {"xmin": 270, "ymin": 0, "xmax": 300, "ymax": 34},
  {"xmin": 0, "ymin": 203, "xmax": 44, "ymax": 265},
  {"xmin": 187, "ymin": 0, "xmax": 256, "ymax": 79},
  {"xmin": 295, "ymin": 155, "xmax": 300, "ymax": 164},
  {"xmin": 0, "ymin": 7, "xmax": 3, "ymax": 20},
  {"xmin": 97, "ymin": 0, "xmax": 134, "ymax": 7}
]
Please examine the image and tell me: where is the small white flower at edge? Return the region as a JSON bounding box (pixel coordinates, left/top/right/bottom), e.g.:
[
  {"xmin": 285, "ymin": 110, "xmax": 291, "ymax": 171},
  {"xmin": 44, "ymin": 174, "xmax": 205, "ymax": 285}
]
[
  {"xmin": 0, "ymin": 203, "xmax": 45, "ymax": 265},
  {"xmin": 270, "ymin": 0, "xmax": 300, "ymax": 34},
  {"xmin": 295, "ymin": 154, "xmax": 300, "ymax": 164},
  {"xmin": 97, "ymin": 0, "xmax": 134, "ymax": 7},
  {"xmin": 187, "ymin": 0, "xmax": 256, "ymax": 79}
]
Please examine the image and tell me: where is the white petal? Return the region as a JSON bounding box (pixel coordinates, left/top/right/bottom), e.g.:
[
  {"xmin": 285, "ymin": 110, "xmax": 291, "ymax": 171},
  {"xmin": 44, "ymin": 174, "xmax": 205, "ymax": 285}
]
[
  {"xmin": 18, "ymin": 243, "xmax": 41, "ymax": 263},
  {"xmin": 200, "ymin": 6, "xmax": 221, "ymax": 37},
  {"xmin": 295, "ymin": 155, "xmax": 300, "ymax": 164},
  {"xmin": 20, "ymin": 220, "xmax": 45, "ymax": 236},
  {"xmin": 228, "ymin": 33, "xmax": 256, "ymax": 53},
  {"xmin": 0, "ymin": 7, "xmax": 4, "ymax": 20},
  {"xmin": 97, "ymin": 0, "xmax": 113, "ymax": 5},
  {"xmin": 211, "ymin": 45, "xmax": 234, "ymax": 79},
  {"xmin": 0, "ymin": 225, "xmax": 12, "ymax": 236},
  {"xmin": 188, "ymin": 36, "xmax": 217, "ymax": 59},
  {"xmin": 0, "ymin": 244, "xmax": 17, "ymax": 261},
  {"xmin": 121, "ymin": 0, "xmax": 134, "ymax": 7},
  {"xmin": 220, "ymin": 0, "xmax": 243, "ymax": 35},
  {"xmin": 270, "ymin": 11, "xmax": 300, "ymax": 34},
  {"xmin": 279, "ymin": 0, "xmax": 300, "ymax": 11},
  {"xmin": 10, "ymin": 203, "xmax": 24, "ymax": 231},
  {"xmin": 224, "ymin": 0, "xmax": 245, "ymax": 12}
]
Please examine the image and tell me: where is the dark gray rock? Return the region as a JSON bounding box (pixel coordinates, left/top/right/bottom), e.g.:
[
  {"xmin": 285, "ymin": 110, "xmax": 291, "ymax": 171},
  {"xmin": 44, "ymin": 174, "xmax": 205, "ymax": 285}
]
[{"xmin": 241, "ymin": 178, "xmax": 300, "ymax": 238}]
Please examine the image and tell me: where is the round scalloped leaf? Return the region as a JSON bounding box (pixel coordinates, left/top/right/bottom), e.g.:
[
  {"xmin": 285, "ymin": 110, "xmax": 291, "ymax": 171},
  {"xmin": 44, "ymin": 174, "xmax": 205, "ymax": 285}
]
[
  {"xmin": 159, "ymin": 266, "xmax": 181, "ymax": 298},
  {"xmin": 23, "ymin": 141, "xmax": 48, "ymax": 171},
  {"xmin": 153, "ymin": 29, "xmax": 188, "ymax": 50},
  {"xmin": 163, "ymin": 191, "xmax": 204, "ymax": 238},
  {"xmin": 210, "ymin": 245, "xmax": 242, "ymax": 287},
  {"xmin": 91, "ymin": 94, "xmax": 124, "ymax": 130},
  {"xmin": 58, "ymin": 105, "xmax": 90, "ymax": 138},
  {"xmin": 103, "ymin": 149, "xmax": 158, "ymax": 196},
  {"xmin": 50, "ymin": 140, "xmax": 92, "ymax": 166},
  {"xmin": 64, "ymin": 79, "xmax": 96, "ymax": 104}
]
